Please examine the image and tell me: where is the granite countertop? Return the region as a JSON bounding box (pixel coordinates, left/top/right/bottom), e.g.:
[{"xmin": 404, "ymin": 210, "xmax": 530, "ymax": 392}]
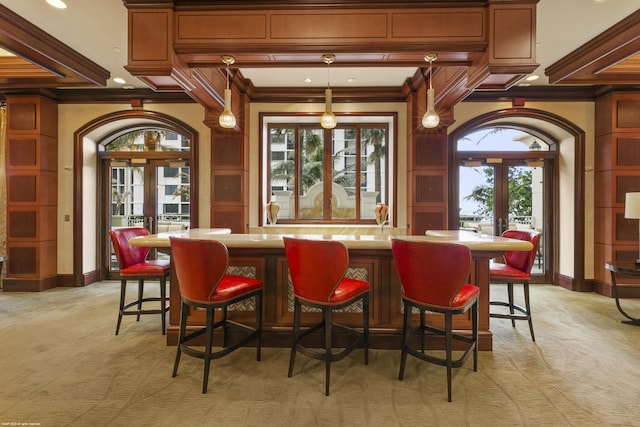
[{"xmin": 129, "ymin": 228, "xmax": 532, "ymax": 251}]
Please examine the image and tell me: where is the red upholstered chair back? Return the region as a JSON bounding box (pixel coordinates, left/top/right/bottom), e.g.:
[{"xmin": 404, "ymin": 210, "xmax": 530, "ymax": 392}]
[
  {"xmin": 391, "ymin": 239, "xmax": 471, "ymax": 307},
  {"xmin": 501, "ymin": 229, "xmax": 542, "ymax": 275},
  {"xmin": 170, "ymin": 237, "xmax": 229, "ymax": 304},
  {"xmin": 109, "ymin": 227, "xmax": 151, "ymax": 269},
  {"xmin": 283, "ymin": 237, "xmax": 349, "ymax": 303}
]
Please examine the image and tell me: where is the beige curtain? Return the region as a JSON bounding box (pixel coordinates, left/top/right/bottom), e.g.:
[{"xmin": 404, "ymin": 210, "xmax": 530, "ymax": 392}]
[{"xmin": 0, "ymin": 105, "xmax": 6, "ymax": 285}]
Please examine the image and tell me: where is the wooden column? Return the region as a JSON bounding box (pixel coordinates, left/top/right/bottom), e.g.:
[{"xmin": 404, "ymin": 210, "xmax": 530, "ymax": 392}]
[
  {"xmin": 406, "ymin": 82, "xmax": 450, "ymax": 236},
  {"xmin": 3, "ymin": 95, "xmax": 58, "ymax": 291},
  {"xmin": 594, "ymin": 93, "xmax": 640, "ymax": 297}
]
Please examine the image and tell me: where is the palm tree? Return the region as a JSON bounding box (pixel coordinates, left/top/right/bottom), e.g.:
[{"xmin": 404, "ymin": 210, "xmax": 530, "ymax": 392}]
[
  {"xmin": 362, "ymin": 128, "xmax": 386, "ymax": 202},
  {"xmin": 107, "ymin": 129, "xmax": 167, "ymax": 151}
]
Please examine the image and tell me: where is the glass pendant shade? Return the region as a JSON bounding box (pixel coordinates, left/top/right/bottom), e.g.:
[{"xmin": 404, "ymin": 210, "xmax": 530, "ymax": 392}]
[
  {"xmin": 219, "ymin": 55, "xmax": 236, "ymax": 129},
  {"xmin": 219, "ymin": 88, "xmax": 236, "ymax": 128},
  {"xmin": 320, "ymin": 88, "xmax": 337, "ymax": 129},
  {"xmin": 422, "ymin": 53, "xmax": 440, "ymax": 129},
  {"xmin": 422, "ymin": 87, "xmax": 440, "ymax": 128}
]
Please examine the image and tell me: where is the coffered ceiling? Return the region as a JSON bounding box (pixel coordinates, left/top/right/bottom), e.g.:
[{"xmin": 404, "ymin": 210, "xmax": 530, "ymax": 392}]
[{"xmin": 0, "ymin": 1, "xmax": 639, "ymax": 103}]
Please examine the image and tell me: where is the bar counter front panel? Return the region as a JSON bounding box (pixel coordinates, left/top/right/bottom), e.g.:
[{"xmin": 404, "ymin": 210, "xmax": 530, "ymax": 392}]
[{"xmin": 130, "ymin": 229, "xmax": 533, "ymax": 351}]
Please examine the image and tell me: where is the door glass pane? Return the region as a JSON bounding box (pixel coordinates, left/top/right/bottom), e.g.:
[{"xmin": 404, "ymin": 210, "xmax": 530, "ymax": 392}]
[
  {"xmin": 332, "ymin": 128, "xmax": 356, "ymax": 220},
  {"xmin": 157, "ymin": 164, "xmax": 190, "ymax": 231},
  {"xmin": 110, "ymin": 163, "xmax": 144, "ymax": 229},
  {"xmin": 459, "ymin": 164, "xmax": 494, "ymax": 235},
  {"xmin": 109, "ymin": 163, "xmax": 145, "ymax": 270},
  {"xmin": 508, "ymin": 163, "xmax": 544, "ymax": 274},
  {"xmin": 298, "ymin": 128, "xmax": 324, "ymax": 219}
]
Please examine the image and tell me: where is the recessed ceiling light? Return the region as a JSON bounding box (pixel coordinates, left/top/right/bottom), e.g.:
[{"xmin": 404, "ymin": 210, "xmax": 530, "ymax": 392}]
[
  {"xmin": 347, "ymin": 77, "xmax": 356, "ymax": 83},
  {"xmin": 304, "ymin": 77, "xmax": 312, "ymax": 83},
  {"xmin": 525, "ymin": 75, "xmax": 539, "ymax": 81},
  {"xmin": 46, "ymin": 0, "xmax": 68, "ymax": 9},
  {"xmin": 122, "ymin": 85, "xmax": 135, "ymax": 90},
  {"xmin": 518, "ymin": 83, "xmax": 531, "ymax": 87},
  {"xmin": 113, "ymin": 77, "xmax": 126, "ymax": 84}
]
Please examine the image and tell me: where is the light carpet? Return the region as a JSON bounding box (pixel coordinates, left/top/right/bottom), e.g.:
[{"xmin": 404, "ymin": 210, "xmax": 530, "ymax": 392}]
[{"xmin": 0, "ymin": 282, "xmax": 639, "ymax": 427}]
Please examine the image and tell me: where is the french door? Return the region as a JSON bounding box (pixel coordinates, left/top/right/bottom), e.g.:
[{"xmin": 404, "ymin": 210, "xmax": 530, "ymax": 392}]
[
  {"xmin": 457, "ymin": 157, "xmax": 551, "ymax": 280},
  {"xmin": 105, "ymin": 157, "xmax": 190, "ymax": 272}
]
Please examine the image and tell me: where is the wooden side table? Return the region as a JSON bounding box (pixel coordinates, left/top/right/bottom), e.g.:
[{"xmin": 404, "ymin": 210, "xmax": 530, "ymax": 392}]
[{"xmin": 604, "ymin": 261, "xmax": 640, "ymax": 325}]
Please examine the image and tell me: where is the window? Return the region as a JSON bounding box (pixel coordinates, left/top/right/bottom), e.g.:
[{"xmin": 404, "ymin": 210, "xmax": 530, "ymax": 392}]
[{"xmin": 266, "ymin": 121, "xmax": 388, "ymax": 222}]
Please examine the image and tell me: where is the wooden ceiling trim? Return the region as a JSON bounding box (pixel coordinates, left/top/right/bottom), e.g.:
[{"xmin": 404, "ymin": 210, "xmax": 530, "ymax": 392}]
[
  {"xmin": 545, "ymin": 9, "xmax": 640, "ymax": 85},
  {"xmin": 125, "ymin": 0, "xmax": 538, "ymax": 116},
  {"xmin": 0, "ymin": 4, "xmax": 110, "ymax": 89}
]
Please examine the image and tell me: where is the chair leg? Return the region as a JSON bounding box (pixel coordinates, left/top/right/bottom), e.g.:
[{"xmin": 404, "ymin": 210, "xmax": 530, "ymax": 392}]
[
  {"xmin": 419, "ymin": 308, "xmax": 426, "ymax": 353},
  {"xmin": 222, "ymin": 306, "xmax": 228, "ymax": 348},
  {"xmin": 523, "ymin": 282, "xmax": 535, "ymax": 342},
  {"xmin": 202, "ymin": 306, "xmax": 215, "ymax": 394},
  {"xmin": 398, "ymin": 301, "xmax": 411, "ymax": 381},
  {"xmin": 173, "ymin": 301, "xmax": 188, "ymax": 378},
  {"xmin": 363, "ymin": 293, "xmax": 369, "ymax": 365},
  {"xmin": 115, "ymin": 279, "xmax": 127, "ymax": 335},
  {"xmin": 472, "ymin": 301, "xmax": 478, "ymax": 372},
  {"xmin": 160, "ymin": 276, "xmax": 167, "ymax": 335},
  {"xmin": 288, "ymin": 299, "xmax": 301, "ymax": 378},
  {"xmin": 256, "ymin": 293, "xmax": 262, "ymax": 362},
  {"xmin": 137, "ymin": 279, "xmax": 144, "ymax": 322},
  {"xmin": 324, "ymin": 307, "xmax": 332, "ymax": 396},
  {"xmin": 507, "ymin": 283, "xmax": 516, "ymax": 327},
  {"xmin": 445, "ymin": 312, "xmax": 453, "ymax": 403}
]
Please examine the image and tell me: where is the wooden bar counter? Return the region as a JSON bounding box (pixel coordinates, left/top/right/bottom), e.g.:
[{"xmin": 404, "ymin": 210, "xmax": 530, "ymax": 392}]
[{"xmin": 130, "ymin": 229, "xmax": 532, "ymax": 351}]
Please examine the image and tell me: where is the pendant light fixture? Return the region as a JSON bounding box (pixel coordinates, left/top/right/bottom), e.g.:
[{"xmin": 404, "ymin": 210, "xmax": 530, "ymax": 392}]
[
  {"xmin": 422, "ymin": 53, "xmax": 440, "ymax": 129},
  {"xmin": 320, "ymin": 54, "xmax": 337, "ymax": 129},
  {"xmin": 219, "ymin": 55, "xmax": 237, "ymax": 129}
]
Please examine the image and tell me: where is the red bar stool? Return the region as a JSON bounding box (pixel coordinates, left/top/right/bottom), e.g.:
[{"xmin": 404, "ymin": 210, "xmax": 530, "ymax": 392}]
[
  {"xmin": 170, "ymin": 237, "xmax": 263, "ymax": 394},
  {"xmin": 109, "ymin": 227, "xmax": 170, "ymax": 335},
  {"xmin": 283, "ymin": 237, "xmax": 370, "ymax": 396},
  {"xmin": 490, "ymin": 229, "xmax": 542, "ymax": 341},
  {"xmin": 392, "ymin": 239, "xmax": 479, "ymax": 402}
]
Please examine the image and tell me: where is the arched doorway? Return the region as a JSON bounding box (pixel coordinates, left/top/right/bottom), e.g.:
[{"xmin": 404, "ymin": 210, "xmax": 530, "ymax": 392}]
[
  {"xmin": 73, "ymin": 110, "xmax": 199, "ymax": 286},
  {"xmin": 449, "ymin": 108, "xmax": 586, "ymax": 290},
  {"xmin": 452, "ymin": 127, "xmax": 556, "ymax": 284}
]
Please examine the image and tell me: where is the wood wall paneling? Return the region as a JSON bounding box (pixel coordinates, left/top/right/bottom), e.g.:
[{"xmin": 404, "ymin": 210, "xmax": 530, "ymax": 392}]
[
  {"xmin": 7, "ymin": 137, "xmax": 37, "ymax": 167},
  {"xmin": 616, "ymin": 137, "xmax": 640, "ymax": 166},
  {"xmin": 594, "ymin": 206, "xmax": 613, "ymax": 245},
  {"xmin": 413, "ymin": 135, "xmax": 446, "ymax": 167},
  {"xmin": 129, "ymin": 11, "xmax": 171, "ymax": 63},
  {"xmin": 413, "ymin": 174, "xmax": 445, "ymax": 204},
  {"xmin": 7, "ymin": 206, "xmax": 57, "ymax": 241},
  {"xmin": 210, "ymin": 209, "xmax": 246, "ymax": 234},
  {"xmin": 594, "ymin": 92, "xmax": 640, "ymax": 292},
  {"xmin": 4, "ymin": 96, "xmax": 58, "ymax": 291},
  {"xmin": 616, "ymin": 174, "xmax": 640, "ymax": 204},
  {"xmin": 5, "ymin": 240, "xmax": 57, "ymax": 279},
  {"xmin": 212, "ymin": 174, "xmax": 243, "ymax": 203},
  {"xmin": 489, "ymin": 6, "xmax": 535, "ymax": 62},
  {"xmin": 594, "ymin": 134, "xmax": 612, "ymax": 175},
  {"xmin": 212, "ymin": 135, "xmax": 244, "ymax": 168},
  {"xmin": 412, "ymin": 210, "xmax": 446, "ymax": 236},
  {"xmin": 593, "ymin": 170, "xmax": 612, "ymax": 208},
  {"xmin": 615, "ymin": 211, "xmax": 637, "ymax": 242},
  {"xmin": 616, "ymin": 99, "xmax": 640, "ymax": 128}
]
